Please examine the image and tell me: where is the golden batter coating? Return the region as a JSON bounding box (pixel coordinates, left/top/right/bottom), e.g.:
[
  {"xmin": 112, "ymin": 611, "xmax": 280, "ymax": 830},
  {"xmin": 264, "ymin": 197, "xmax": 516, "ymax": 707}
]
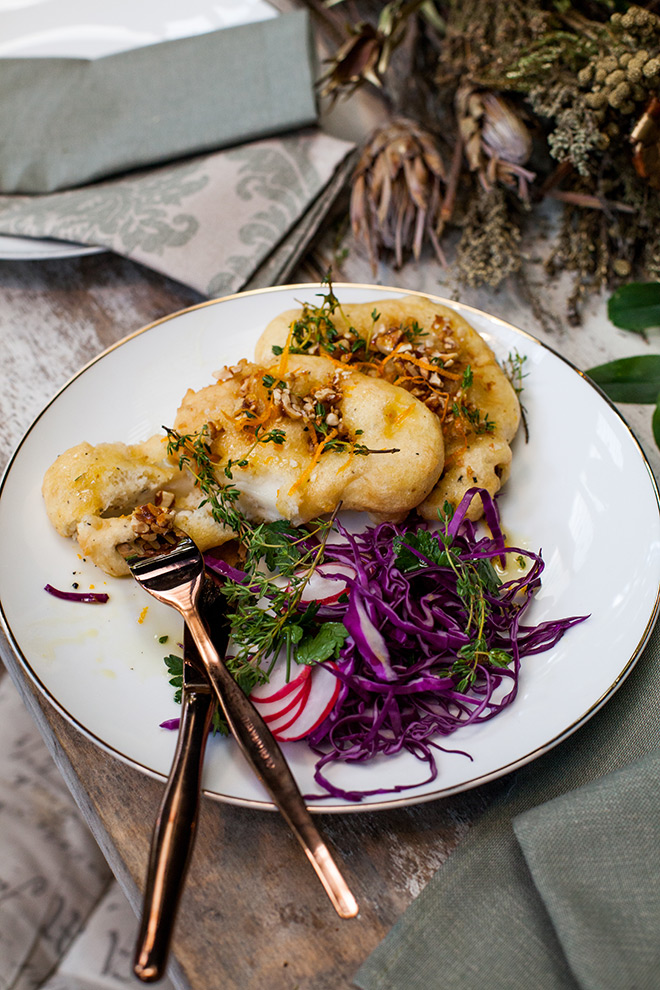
[
  {"xmin": 42, "ymin": 436, "xmax": 233, "ymax": 576},
  {"xmin": 174, "ymin": 354, "xmax": 444, "ymax": 525},
  {"xmin": 255, "ymin": 295, "xmax": 521, "ymax": 520}
]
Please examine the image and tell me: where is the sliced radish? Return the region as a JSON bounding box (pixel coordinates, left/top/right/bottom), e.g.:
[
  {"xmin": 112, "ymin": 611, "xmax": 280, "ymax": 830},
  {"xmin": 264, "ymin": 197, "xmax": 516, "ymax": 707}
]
[
  {"xmin": 249, "ymin": 660, "xmax": 309, "ymax": 704},
  {"xmin": 275, "ymin": 662, "xmax": 341, "ymax": 741},
  {"xmin": 259, "ymin": 677, "xmax": 309, "ymax": 723},
  {"xmin": 299, "ymin": 564, "xmax": 355, "ymax": 605},
  {"xmin": 261, "ymin": 676, "xmax": 312, "ymax": 735}
]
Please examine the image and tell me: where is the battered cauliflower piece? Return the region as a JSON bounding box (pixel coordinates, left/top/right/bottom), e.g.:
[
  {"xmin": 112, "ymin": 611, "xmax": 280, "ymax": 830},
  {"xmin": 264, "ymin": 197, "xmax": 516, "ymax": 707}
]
[
  {"xmin": 173, "ymin": 354, "xmax": 444, "ymax": 525},
  {"xmin": 255, "ymin": 295, "xmax": 521, "ymax": 520},
  {"xmin": 42, "ymin": 436, "xmax": 175, "ymax": 538},
  {"xmin": 42, "ymin": 435, "xmax": 233, "ymax": 576}
]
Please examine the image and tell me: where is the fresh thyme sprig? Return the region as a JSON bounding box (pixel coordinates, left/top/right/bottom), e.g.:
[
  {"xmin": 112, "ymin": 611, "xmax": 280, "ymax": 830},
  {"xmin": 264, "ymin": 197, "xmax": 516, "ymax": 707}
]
[
  {"xmin": 224, "ymin": 512, "xmax": 343, "ymax": 676},
  {"xmin": 165, "ymin": 424, "xmax": 250, "ymax": 542},
  {"xmin": 503, "ymin": 349, "xmax": 529, "ymax": 442},
  {"xmin": 163, "ymin": 424, "xmax": 347, "ymax": 691},
  {"xmin": 284, "ymin": 271, "xmax": 422, "ymax": 362}
]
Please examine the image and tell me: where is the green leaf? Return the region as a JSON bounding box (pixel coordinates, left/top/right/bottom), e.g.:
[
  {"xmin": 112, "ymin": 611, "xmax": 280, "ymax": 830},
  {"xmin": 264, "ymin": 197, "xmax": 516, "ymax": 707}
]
[
  {"xmin": 476, "ymin": 558, "xmax": 502, "ymax": 595},
  {"xmin": 163, "ymin": 654, "xmax": 183, "ymax": 705},
  {"xmin": 296, "ymin": 622, "xmax": 348, "ymax": 665},
  {"xmin": 608, "ymin": 282, "xmax": 660, "ymax": 332},
  {"xmin": 586, "ymin": 356, "xmax": 660, "ymax": 403},
  {"xmin": 653, "ymin": 392, "xmax": 660, "ymax": 449},
  {"xmin": 486, "ymin": 648, "xmax": 514, "ymax": 669},
  {"xmin": 255, "ymin": 519, "xmax": 303, "ymax": 571}
]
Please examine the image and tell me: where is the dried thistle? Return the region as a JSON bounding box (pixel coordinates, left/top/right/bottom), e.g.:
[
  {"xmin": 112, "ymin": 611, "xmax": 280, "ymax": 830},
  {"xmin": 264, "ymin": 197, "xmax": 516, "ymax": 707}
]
[
  {"xmin": 319, "ymin": 21, "xmax": 385, "ymax": 99},
  {"xmin": 350, "ymin": 116, "xmax": 446, "ymax": 268}
]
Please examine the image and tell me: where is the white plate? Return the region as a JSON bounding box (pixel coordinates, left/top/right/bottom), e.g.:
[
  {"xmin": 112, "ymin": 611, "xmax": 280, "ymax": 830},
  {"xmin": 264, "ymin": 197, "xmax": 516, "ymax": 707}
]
[
  {"xmin": 0, "ymin": 0, "xmax": 277, "ymax": 260},
  {"xmin": 1, "ymin": 283, "xmax": 659, "ymax": 812}
]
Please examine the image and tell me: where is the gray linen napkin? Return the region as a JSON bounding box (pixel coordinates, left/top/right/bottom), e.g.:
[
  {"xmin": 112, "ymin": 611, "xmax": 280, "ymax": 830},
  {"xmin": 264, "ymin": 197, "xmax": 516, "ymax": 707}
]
[
  {"xmin": 0, "ymin": 11, "xmax": 317, "ymax": 194},
  {"xmin": 0, "ymin": 130, "xmax": 356, "ymax": 296},
  {"xmin": 355, "ymin": 618, "xmax": 660, "ymax": 990}
]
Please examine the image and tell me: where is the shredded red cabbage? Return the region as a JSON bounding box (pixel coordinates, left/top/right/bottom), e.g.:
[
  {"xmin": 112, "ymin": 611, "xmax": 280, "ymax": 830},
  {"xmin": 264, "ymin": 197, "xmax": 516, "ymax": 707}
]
[
  {"xmin": 44, "ymin": 583, "xmax": 109, "ymax": 604},
  {"xmin": 302, "ymin": 488, "xmax": 588, "ymax": 801},
  {"xmin": 202, "ymin": 488, "xmax": 588, "ymax": 802}
]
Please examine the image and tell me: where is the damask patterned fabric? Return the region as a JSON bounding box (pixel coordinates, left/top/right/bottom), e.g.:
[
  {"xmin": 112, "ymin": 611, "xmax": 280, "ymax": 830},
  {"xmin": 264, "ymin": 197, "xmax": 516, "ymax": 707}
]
[
  {"xmin": 0, "ymin": 130, "xmax": 355, "ymax": 297},
  {"xmin": 40, "ymin": 881, "xmax": 177, "ymax": 990}
]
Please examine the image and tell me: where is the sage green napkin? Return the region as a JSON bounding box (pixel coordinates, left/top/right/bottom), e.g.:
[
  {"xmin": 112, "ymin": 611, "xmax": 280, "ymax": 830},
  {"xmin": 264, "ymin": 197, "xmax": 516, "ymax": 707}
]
[
  {"xmin": 0, "ymin": 130, "xmax": 356, "ymax": 297},
  {"xmin": 0, "ymin": 11, "xmax": 317, "ymax": 194},
  {"xmin": 355, "ymin": 617, "xmax": 660, "ymax": 990}
]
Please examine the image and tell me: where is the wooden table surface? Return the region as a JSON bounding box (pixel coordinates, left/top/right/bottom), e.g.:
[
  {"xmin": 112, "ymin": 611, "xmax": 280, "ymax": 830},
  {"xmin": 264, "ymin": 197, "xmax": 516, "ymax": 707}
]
[{"xmin": 1, "ymin": 244, "xmax": 658, "ymax": 990}]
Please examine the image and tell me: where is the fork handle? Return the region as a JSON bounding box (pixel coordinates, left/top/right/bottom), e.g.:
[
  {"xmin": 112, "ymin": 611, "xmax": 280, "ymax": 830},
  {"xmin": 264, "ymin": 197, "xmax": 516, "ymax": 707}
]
[
  {"xmin": 134, "ymin": 683, "xmax": 214, "ymax": 982},
  {"xmin": 184, "ymin": 609, "xmax": 358, "ymax": 920}
]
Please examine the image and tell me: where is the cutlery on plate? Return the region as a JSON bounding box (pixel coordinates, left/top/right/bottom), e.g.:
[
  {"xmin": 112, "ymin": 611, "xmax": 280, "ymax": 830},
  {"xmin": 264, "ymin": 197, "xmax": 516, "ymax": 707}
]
[
  {"xmin": 133, "ymin": 580, "xmax": 228, "ymax": 983},
  {"xmin": 118, "ymin": 528, "xmax": 359, "ymax": 923}
]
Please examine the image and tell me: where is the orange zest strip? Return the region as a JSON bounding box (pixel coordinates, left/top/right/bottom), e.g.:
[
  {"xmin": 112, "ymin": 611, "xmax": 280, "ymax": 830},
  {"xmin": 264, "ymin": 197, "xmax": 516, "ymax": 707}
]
[
  {"xmin": 277, "ymin": 322, "xmax": 295, "ymax": 377},
  {"xmin": 382, "ymin": 348, "xmax": 462, "ymax": 380},
  {"xmin": 391, "ymin": 375, "xmax": 450, "ymax": 419},
  {"xmin": 436, "ymin": 394, "xmax": 450, "ymax": 422},
  {"xmin": 392, "ymin": 374, "xmax": 427, "ymax": 388},
  {"xmin": 390, "ymin": 403, "xmax": 415, "ymax": 428},
  {"xmin": 238, "ymin": 394, "xmax": 275, "ymax": 433},
  {"xmin": 334, "ymin": 453, "xmax": 354, "ymax": 475},
  {"xmin": 288, "ymin": 429, "xmax": 338, "ymax": 496},
  {"xmin": 444, "ymin": 420, "xmax": 468, "ymax": 465}
]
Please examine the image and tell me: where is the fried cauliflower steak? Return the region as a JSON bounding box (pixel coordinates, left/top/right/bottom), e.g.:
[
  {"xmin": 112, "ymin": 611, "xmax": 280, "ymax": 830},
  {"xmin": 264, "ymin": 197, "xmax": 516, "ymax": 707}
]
[
  {"xmin": 42, "ymin": 435, "xmax": 233, "ymax": 576},
  {"xmin": 255, "ymin": 295, "xmax": 521, "ymax": 520},
  {"xmin": 42, "ymin": 353, "xmax": 443, "ymax": 576},
  {"xmin": 174, "ymin": 354, "xmax": 444, "ymax": 524}
]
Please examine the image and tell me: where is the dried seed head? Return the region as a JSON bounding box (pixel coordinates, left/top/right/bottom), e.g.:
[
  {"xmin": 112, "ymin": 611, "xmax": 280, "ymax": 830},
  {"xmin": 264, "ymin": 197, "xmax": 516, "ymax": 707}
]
[{"xmin": 456, "ymin": 85, "xmax": 534, "ymax": 198}]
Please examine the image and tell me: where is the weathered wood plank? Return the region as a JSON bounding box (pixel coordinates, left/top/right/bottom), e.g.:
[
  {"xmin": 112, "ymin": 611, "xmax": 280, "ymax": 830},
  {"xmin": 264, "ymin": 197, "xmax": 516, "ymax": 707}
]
[{"xmin": 0, "ymin": 250, "xmax": 490, "ymax": 989}]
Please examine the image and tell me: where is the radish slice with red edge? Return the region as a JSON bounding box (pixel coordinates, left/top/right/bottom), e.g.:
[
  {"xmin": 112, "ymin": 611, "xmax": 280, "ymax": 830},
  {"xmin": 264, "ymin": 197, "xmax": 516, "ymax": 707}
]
[
  {"xmin": 258, "ymin": 677, "xmax": 309, "ymax": 724},
  {"xmin": 299, "ymin": 564, "xmax": 355, "ymax": 605},
  {"xmin": 261, "ymin": 676, "xmax": 312, "ymax": 735},
  {"xmin": 275, "ymin": 662, "xmax": 340, "ymax": 741},
  {"xmin": 249, "ymin": 660, "xmax": 310, "ymax": 704}
]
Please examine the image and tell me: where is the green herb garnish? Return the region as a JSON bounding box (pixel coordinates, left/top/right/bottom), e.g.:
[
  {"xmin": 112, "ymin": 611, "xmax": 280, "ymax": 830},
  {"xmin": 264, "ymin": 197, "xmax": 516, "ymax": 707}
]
[{"xmin": 393, "ymin": 507, "xmax": 512, "ymax": 690}]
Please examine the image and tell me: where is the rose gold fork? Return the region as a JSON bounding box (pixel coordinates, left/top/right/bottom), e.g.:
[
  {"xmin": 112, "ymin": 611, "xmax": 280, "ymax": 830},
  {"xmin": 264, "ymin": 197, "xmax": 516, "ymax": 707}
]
[{"xmin": 119, "ymin": 529, "xmax": 358, "ymax": 933}]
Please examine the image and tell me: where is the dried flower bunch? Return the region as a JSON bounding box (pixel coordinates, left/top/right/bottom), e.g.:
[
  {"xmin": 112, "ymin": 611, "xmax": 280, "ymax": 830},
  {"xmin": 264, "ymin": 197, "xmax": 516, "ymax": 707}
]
[{"xmin": 309, "ymin": 0, "xmax": 660, "ymax": 322}]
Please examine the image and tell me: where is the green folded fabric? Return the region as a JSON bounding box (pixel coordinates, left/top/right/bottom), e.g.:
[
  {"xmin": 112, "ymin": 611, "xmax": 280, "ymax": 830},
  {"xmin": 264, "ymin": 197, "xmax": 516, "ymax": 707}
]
[
  {"xmin": 0, "ymin": 11, "xmax": 317, "ymax": 194},
  {"xmin": 355, "ymin": 617, "xmax": 660, "ymax": 990}
]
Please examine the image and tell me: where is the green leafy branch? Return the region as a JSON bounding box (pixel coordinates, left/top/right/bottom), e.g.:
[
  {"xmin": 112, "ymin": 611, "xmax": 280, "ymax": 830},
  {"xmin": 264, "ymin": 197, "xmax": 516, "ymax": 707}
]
[{"xmin": 586, "ymin": 282, "xmax": 660, "ymax": 449}]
